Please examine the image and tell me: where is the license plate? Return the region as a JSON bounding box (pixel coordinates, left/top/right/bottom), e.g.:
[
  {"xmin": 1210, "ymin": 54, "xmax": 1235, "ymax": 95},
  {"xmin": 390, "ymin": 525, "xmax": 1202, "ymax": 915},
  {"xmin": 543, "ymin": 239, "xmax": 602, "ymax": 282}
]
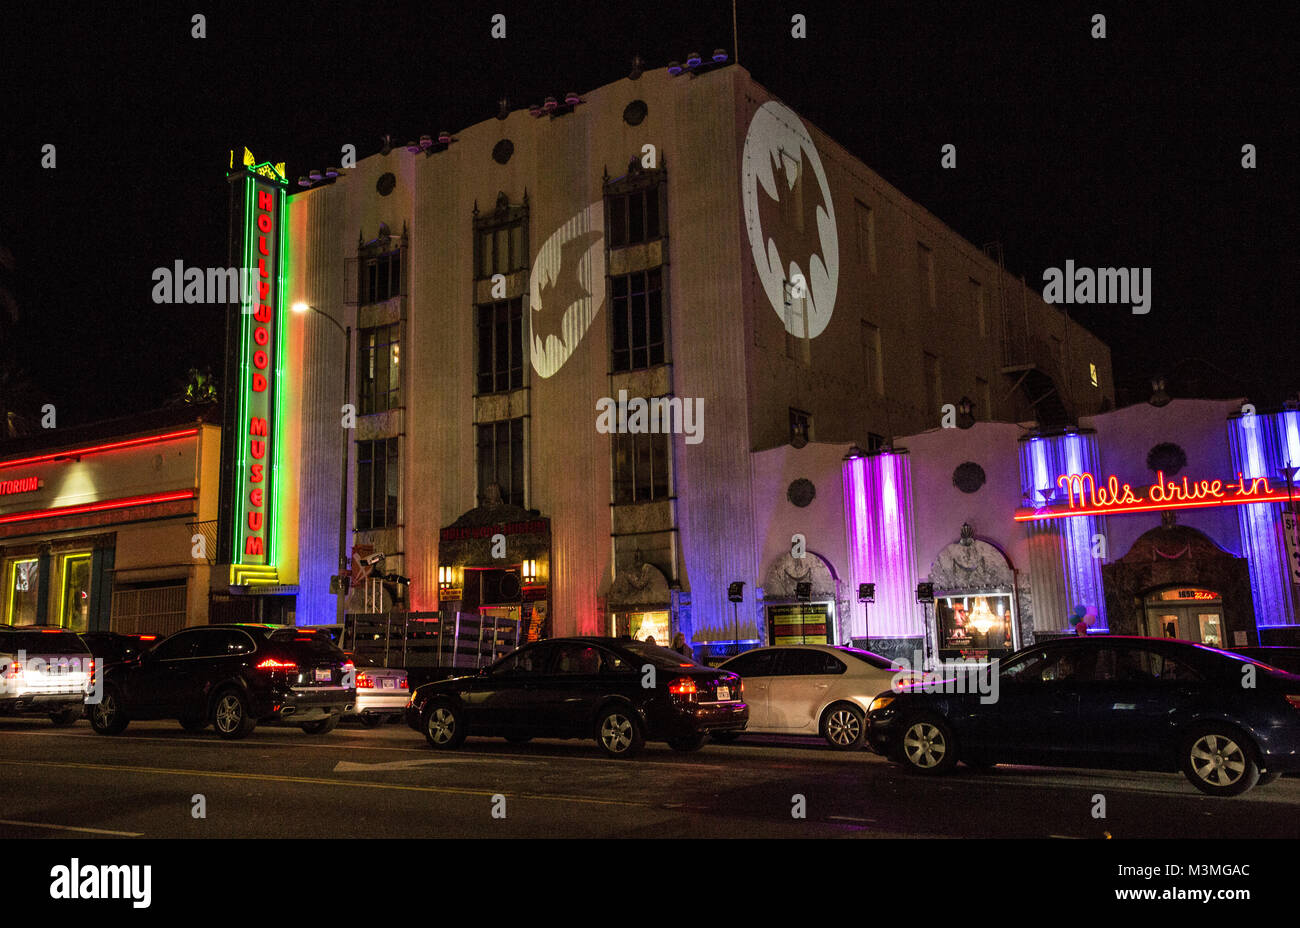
[
  {"xmin": 314, "ymin": 668, "xmax": 332, "ymax": 683},
  {"xmin": 716, "ymin": 685, "xmax": 730, "ymax": 701},
  {"xmin": 382, "ymin": 679, "xmax": 394, "ymax": 689}
]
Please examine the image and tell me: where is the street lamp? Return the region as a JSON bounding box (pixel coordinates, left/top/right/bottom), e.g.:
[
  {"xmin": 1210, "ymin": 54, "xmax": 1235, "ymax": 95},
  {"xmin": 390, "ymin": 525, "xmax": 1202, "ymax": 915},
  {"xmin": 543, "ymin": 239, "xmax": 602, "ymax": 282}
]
[{"xmin": 293, "ymin": 302, "xmax": 352, "ymax": 610}]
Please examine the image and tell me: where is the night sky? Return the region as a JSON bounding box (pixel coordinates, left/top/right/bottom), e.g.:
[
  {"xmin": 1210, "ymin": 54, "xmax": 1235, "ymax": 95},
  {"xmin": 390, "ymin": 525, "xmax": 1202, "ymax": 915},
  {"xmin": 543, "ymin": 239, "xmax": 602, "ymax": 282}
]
[{"xmin": 3, "ymin": 0, "xmax": 1296, "ymax": 428}]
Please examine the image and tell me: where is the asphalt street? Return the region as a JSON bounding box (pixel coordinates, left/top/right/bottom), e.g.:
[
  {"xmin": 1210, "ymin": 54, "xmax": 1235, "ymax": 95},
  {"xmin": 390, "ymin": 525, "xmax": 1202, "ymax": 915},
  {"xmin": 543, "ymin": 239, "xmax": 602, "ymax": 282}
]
[{"xmin": 1, "ymin": 717, "xmax": 1296, "ymax": 839}]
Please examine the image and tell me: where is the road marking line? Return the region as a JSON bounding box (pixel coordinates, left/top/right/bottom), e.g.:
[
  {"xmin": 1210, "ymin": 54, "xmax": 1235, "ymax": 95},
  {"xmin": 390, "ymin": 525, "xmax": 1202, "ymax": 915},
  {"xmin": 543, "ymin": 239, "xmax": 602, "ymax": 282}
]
[
  {"xmin": 332, "ymin": 757, "xmax": 540, "ymax": 771},
  {"xmin": 827, "ymin": 815, "xmax": 876, "ymax": 823},
  {"xmin": 0, "ymin": 759, "xmax": 645, "ymax": 808},
  {"xmin": 0, "ymin": 818, "xmax": 143, "ymax": 836}
]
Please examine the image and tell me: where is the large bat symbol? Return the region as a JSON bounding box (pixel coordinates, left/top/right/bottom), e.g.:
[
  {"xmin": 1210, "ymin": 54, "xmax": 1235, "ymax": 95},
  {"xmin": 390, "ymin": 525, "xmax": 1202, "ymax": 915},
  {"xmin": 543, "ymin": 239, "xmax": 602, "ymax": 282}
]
[
  {"xmin": 532, "ymin": 230, "xmax": 603, "ymax": 347},
  {"xmin": 757, "ymin": 146, "xmax": 828, "ymax": 301}
]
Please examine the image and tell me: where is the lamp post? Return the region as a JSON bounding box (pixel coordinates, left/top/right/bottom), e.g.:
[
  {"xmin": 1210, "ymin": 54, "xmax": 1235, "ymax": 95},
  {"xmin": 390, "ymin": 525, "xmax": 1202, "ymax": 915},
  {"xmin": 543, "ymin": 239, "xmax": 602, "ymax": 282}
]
[{"xmin": 293, "ymin": 302, "xmax": 352, "ymax": 615}]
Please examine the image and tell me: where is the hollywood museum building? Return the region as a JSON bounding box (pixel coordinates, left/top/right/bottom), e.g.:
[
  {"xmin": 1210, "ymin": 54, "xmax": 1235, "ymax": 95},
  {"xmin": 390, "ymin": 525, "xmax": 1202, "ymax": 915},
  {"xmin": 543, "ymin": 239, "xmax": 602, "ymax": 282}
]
[{"xmin": 191, "ymin": 53, "xmax": 1297, "ymax": 667}]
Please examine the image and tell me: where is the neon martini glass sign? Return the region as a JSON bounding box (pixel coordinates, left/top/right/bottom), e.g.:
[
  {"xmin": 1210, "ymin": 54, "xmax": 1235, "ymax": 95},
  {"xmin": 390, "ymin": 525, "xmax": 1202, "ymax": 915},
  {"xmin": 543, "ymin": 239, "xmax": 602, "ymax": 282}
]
[{"xmin": 1015, "ymin": 470, "xmax": 1300, "ymax": 521}]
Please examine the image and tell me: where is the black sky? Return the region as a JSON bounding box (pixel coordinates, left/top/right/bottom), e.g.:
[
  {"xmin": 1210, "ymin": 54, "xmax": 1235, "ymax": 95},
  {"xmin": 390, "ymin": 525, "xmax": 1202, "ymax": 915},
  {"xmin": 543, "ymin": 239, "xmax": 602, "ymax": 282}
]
[{"xmin": 3, "ymin": 0, "xmax": 1297, "ymax": 426}]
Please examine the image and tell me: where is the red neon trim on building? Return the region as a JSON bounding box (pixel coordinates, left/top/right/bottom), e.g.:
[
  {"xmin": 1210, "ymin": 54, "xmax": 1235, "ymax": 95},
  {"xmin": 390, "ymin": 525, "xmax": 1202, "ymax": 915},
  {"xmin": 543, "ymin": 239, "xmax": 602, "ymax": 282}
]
[
  {"xmin": 0, "ymin": 490, "xmax": 197, "ymax": 525},
  {"xmin": 0, "ymin": 429, "xmax": 199, "ymax": 471}
]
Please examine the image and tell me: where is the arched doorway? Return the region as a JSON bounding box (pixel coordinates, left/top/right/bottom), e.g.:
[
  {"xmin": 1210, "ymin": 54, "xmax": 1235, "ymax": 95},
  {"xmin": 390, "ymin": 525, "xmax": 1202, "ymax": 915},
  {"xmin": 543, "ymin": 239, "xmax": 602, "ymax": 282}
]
[
  {"xmin": 1102, "ymin": 523, "xmax": 1254, "ymax": 645},
  {"xmin": 761, "ymin": 551, "xmax": 844, "ymax": 645}
]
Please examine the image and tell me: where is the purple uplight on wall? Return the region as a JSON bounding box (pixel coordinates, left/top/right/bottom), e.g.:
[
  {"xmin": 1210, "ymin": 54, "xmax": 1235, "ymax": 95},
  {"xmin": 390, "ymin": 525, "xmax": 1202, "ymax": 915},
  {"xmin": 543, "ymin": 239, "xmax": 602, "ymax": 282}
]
[
  {"xmin": 842, "ymin": 449, "xmax": 922, "ymax": 639},
  {"xmin": 1229, "ymin": 411, "xmax": 1299, "ymax": 629}
]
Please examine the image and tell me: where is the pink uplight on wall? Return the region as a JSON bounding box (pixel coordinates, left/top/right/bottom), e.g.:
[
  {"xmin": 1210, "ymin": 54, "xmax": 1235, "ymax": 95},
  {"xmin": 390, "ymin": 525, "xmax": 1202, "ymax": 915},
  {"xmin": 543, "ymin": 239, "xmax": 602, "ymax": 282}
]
[{"xmin": 843, "ymin": 450, "xmax": 922, "ymax": 640}]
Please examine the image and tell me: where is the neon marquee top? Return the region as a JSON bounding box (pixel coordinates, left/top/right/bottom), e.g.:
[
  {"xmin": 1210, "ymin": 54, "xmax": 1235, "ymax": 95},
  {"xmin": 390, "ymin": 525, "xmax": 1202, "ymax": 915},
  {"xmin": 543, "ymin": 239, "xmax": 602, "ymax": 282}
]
[{"xmin": 1015, "ymin": 470, "xmax": 1300, "ymax": 521}]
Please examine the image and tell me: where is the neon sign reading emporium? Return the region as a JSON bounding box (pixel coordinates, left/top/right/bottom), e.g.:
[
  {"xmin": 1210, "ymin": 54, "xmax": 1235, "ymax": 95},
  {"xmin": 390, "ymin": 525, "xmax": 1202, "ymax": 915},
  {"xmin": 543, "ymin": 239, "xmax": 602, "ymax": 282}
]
[{"xmin": 1016, "ymin": 470, "xmax": 1300, "ymax": 521}]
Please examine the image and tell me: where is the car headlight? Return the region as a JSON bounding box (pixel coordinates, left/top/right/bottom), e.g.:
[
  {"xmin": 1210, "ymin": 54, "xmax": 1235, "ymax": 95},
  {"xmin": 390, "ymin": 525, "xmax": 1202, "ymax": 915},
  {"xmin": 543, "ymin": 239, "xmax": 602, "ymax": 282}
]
[{"xmin": 868, "ymin": 695, "xmax": 894, "ymax": 713}]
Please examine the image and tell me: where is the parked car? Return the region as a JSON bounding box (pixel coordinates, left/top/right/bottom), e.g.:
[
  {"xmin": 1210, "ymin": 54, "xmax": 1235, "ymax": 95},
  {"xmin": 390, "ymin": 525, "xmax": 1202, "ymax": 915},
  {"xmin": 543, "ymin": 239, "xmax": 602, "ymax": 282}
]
[
  {"xmin": 866, "ymin": 635, "xmax": 1300, "ymax": 796},
  {"xmin": 716, "ymin": 644, "xmax": 900, "ymax": 749},
  {"xmin": 1230, "ymin": 646, "xmax": 1300, "ymax": 675},
  {"xmin": 0, "ymin": 626, "xmax": 94, "ymax": 726},
  {"xmin": 89, "ymin": 624, "xmax": 356, "ymax": 739},
  {"xmin": 348, "ymin": 651, "xmax": 408, "ymax": 726},
  {"xmin": 405, "ymin": 636, "xmax": 747, "ymax": 758}
]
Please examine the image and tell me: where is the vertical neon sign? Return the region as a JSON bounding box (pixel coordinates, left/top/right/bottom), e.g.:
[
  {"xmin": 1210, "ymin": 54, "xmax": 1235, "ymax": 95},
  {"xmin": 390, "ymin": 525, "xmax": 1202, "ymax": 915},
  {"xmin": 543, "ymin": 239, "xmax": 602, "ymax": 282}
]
[{"xmin": 232, "ymin": 157, "xmax": 287, "ymax": 575}]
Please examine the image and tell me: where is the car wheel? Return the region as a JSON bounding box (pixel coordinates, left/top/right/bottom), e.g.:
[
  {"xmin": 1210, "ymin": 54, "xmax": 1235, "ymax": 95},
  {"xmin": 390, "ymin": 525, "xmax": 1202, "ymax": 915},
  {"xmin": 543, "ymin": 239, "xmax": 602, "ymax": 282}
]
[
  {"xmin": 820, "ymin": 702, "xmax": 866, "ymax": 750},
  {"xmin": 212, "ymin": 689, "xmax": 257, "ymax": 740},
  {"xmin": 90, "ymin": 686, "xmax": 129, "ymax": 735},
  {"xmin": 595, "ymin": 705, "xmax": 644, "ymax": 758},
  {"xmin": 1180, "ymin": 726, "xmax": 1260, "ymax": 796},
  {"xmin": 1256, "ymin": 770, "xmax": 1281, "ymax": 786},
  {"xmin": 667, "ymin": 733, "xmax": 706, "ymax": 752},
  {"xmin": 504, "ymin": 733, "xmax": 532, "ymax": 743},
  {"xmin": 178, "ymin": 716, "xmax": 208, "ymax": 733},
  {"xmin": 423, "ymin": 700, "xmax": 466, "ymax": 749},
  {"xmin": 49, "ymin": 708, "xmax": 80, "ymax": 727},
  {"xmin": 301, "ymin": 714, "xmax": 341, "ymax": 734},
  {"xmin": 898, "ymin": 715, "xmax": 958, "ymax": 774},
  {"xmin": 359, "ymin": 714, "xmax": 386, "ymax": 728},
  {"xmin": 710, "ymin": 731, "xmax": 741, "ymax": 744}
]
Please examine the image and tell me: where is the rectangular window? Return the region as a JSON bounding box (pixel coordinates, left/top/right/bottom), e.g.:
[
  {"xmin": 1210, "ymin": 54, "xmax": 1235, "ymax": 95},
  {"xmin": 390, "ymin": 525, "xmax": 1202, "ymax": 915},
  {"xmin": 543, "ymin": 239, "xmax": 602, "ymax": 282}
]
[
  {"xmin": 917, "ymin": 243, "xmax": 936, "ymax": 309},
  {"xmin": 356, "ymin": 437, "xmax": 400, "ymax": 531},
  {"xmin": 5, "ymin": 558, "xmax": 40, "ymax": 626},
  {"xmin": 855, "ymin": 199, "xmax": 877, "ymax": 273},
  {"xmin": 357, "ymin": 324, "xmax": 401, "ymax": 414},
  {"xmin": 362, "ymin": 251, "xmax": 401, "ymax": 304},
  {"xmin": 923, "ymin": 351, "xmax": 941, "ymax": 416},
  {"xmin": 789, "ymin": 407, "xmax": 813, "ymax": 444},
  {"xmin": 476, "ymin": 298, "xmax": 524, "ymax": 394},
  {"xmin": 476, "ymin": 221, "xmax": 527, "ymax": 278},
  {"xmin": 477, "ymin": 419, "xmax": 525, "ymax": 508},
  {"xmin": 971, "ymin": 278, "xmax": 986, "ymax": 337},
  {"xmin": 59, "ymin": 553, "xmax": 93, "ymax": 633},
  {"xmin": 867, "ymin": 432, "xmax": 886, "ymax": 452},
  {"xmin": 610, "ymin": 268, "xmax": 665, "ymax": 372},
  {"xmin": 607, "ymin": 187, "xmax": 662, "ymax": 248},
  {"xmin": 613, "ymin": 430, "xmax": 670, "ymax": 503},
  {"xmin": 861, "ymin": 321, "xmax": 884, "ymax": 394}
]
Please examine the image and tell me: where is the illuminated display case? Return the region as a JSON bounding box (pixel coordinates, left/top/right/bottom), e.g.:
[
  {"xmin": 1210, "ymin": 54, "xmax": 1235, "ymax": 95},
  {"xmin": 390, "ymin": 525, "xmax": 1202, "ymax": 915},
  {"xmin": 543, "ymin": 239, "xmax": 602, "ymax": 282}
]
[{"xmin": 936, "ymin": 592, "xmax": 1017, "ymax": 662}]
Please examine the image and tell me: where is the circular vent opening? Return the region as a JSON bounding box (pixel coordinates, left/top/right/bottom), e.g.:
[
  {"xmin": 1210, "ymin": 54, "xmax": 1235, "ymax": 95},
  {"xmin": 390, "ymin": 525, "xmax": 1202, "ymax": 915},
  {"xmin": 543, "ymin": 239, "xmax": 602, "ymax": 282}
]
[
  {"xmin": 623, "ymin": 100, "xmax": 648, "ymax": 126},
  {"xmin": 492, "ymin": 139, "xmax": 514, "ymax": 165},
  {"xmin": 376, "ymin": 172, "xmax": 396, "ymax": 196}
]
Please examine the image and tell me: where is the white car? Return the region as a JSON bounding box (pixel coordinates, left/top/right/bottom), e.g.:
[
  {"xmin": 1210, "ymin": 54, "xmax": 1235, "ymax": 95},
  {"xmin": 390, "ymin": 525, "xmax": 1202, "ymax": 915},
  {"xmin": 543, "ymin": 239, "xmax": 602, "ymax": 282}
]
[{"xmin": 716, "ymin": 644, "xmax": 901, "ymax": 749}]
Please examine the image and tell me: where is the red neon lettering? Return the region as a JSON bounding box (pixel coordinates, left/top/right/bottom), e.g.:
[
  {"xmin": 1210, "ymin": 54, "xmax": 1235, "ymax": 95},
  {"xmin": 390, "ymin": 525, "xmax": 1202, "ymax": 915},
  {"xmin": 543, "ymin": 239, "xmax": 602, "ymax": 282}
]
[
  {"xmin": 251, "ymin": 465, "xmax": 264, "ymax": 482},
  {"xmin": 250, "ymin": 440, "xmax": 265, "ymax": 459},
  {"xmin": 258, "ymin": 258, "xmax": 268, "ymax": 279},
  {"xmin": 245, "ymin": 536, "xmax": 264, "ymax": 556},
  {"xmin": 259, "ymin": 280, "xmax": 270, "ymax": 301},
  {"xmin": 254, "ymin": 303, "xmax": 272, "ymax": 323},
  {"xmin": 258, "ymin": 235, "xmax": 269, "ymax": 256},
  {"xmin": 1057, "ymin": 473, "xmax": 1095, "ymax": 508},
  {"xmin": 253, "ymin": 350, "xmax": 268, "ymax": 370},
  {"xmin": 257, "ymin": 213, "xmax": 272, "ymax": 233},
  {"xmin": 254, "ymin": 326, "xmax": 269, "ymax": 345},
  {"xmin": 252, "ymin": 373, "xmax": 267, "ymax": 392},
  {"xmin": 249, "ymin": 417, "xmax": 268, "ymax": 436},
  {"xmin": 250, "ymin": 488, "xmax": 263, "ymax": 507},
  {"xmin": 248, "ymin": 512, "xmax": 263, "ymax": 531},
  {"xmin": 258, "ymin": 189, "xmax": 273, "ymax": 211}
]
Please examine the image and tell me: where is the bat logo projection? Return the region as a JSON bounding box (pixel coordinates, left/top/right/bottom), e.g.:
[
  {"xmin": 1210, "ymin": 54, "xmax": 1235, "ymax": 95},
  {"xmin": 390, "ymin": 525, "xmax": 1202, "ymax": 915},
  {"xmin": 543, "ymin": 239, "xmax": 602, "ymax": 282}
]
[
  {"xmin": 530, "ymin": 201, "xmax": 605, "ymax": 378},
  {"xmin": 742, "ymin": 101, "xmax": 839, "ymax": 339}
]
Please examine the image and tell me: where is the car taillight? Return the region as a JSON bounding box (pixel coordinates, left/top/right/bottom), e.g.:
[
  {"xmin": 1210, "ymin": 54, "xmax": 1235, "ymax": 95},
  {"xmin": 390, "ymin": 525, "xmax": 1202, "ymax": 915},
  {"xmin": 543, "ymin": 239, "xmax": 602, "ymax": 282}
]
[
  {"xmin": 256, "ymin": 658, "xmax": 297, "ymax": 671},
  {"xmin": 398, "ymin": 677, "xmax": 408, "ymax": 690},
  {"xmin": 1286, "ymin": 695, "xmax": 1300, "ymax": 711},
  {"xmin": 356, "ymin": 671, "xmax": 374, "ymax": 689},
  {"xmin": 4, "ymin": 661, "xmax": 21, "ymax": 679},
  {"xmin": 668, "ymin": 677, "xmax": 697, "ymax": 695}
]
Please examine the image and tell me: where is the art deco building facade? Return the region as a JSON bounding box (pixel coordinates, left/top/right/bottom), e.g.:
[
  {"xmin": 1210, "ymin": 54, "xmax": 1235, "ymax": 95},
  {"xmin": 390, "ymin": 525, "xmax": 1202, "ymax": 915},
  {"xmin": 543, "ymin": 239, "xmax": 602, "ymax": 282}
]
[{"xmin": 284, "ymin": 61, "xmax": 1113, "ymax": 650}]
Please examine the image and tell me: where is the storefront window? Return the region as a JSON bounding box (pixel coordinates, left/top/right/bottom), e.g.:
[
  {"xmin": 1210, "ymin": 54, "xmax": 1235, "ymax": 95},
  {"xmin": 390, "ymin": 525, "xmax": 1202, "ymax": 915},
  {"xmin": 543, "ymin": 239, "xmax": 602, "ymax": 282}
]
[
  {"xmin": 766, "ymin": 602, "xmax": 832, "ymax": 645},
  {"xmin": 611, "ymin": 610, "xmax": 670, "ymax": 644},
  {"xmin": 936, "ymin": 592, "xmax": 1015, "ymax": 662},
  {"xmin": 59, "ymin": 553, "xmax": 93, "ymax": 632},
  {"xmin": 6, "ymin": 558, "xmax": 40, "ymax": 626}
]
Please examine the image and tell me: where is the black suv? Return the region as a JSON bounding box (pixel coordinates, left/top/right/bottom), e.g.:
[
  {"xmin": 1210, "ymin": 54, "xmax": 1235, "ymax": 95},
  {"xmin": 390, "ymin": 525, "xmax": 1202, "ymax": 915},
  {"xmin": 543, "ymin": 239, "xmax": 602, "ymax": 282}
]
[
  {"xmin": 0, "ymin": 626, "xmax": 94, "ymax": 726},
  {"xmin": 90, "ymin": 624, "xmax": 356, "ymax": 739}
]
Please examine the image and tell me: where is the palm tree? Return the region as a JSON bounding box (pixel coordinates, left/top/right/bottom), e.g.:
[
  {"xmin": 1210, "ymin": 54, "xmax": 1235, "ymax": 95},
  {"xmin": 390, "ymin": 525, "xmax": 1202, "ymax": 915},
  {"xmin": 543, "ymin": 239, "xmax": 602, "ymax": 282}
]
[{"xmin": 168, "ymin": 367, "xmax": 219, "ymax": 406}]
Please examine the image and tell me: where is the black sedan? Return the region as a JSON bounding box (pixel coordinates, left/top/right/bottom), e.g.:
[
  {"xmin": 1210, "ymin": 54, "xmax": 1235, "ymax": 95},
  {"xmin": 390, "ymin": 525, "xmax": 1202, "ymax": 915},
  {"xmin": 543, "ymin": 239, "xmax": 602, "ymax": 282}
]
[
  {"xmin": 866, "ymin": 636, "xmax": 1300, "ymax": 796},
  {"xmin": 405, "ymin": 637, "xmax": 747, "ymax": 758},
  {"xmin": 90, "ymin": 624, "xmax": 356, "ymax": 739}
]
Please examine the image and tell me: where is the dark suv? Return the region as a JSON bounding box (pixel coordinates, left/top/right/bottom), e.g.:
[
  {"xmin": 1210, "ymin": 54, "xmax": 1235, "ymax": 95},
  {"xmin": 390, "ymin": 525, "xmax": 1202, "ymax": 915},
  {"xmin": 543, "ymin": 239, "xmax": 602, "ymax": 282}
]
[
  {"xmin": 90, "ymin": 624, "xmax": 356, "ymax": 739},
  {"xmin": 0, "ymin": 626, "xmax": 94, "ymax": 726}
]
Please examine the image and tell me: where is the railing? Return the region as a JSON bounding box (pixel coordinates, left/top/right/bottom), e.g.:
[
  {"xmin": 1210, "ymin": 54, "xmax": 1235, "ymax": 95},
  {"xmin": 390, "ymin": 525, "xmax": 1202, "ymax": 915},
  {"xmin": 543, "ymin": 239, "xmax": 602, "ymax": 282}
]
[{"xmin": 343, "ymin": 610, "xmax": 522, "ymax": 673}]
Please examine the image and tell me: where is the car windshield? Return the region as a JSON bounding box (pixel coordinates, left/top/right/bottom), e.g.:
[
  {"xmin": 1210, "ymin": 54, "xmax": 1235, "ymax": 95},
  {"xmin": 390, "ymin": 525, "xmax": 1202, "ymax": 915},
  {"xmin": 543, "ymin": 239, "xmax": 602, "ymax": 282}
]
[
  {"xmin": 1, "ymin": 631, "xmax": 90, "ymax": 654},
  {"xmin": 618, "ymin": 640, "xmax": 705, "ymax": 668},
  {"xmin": 345, "ymin": 651, "xmax": 383, "ymax": 668},
  {"xmin": 835, "ymin": 647, "xmax": 898, "ymax": 670}
]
